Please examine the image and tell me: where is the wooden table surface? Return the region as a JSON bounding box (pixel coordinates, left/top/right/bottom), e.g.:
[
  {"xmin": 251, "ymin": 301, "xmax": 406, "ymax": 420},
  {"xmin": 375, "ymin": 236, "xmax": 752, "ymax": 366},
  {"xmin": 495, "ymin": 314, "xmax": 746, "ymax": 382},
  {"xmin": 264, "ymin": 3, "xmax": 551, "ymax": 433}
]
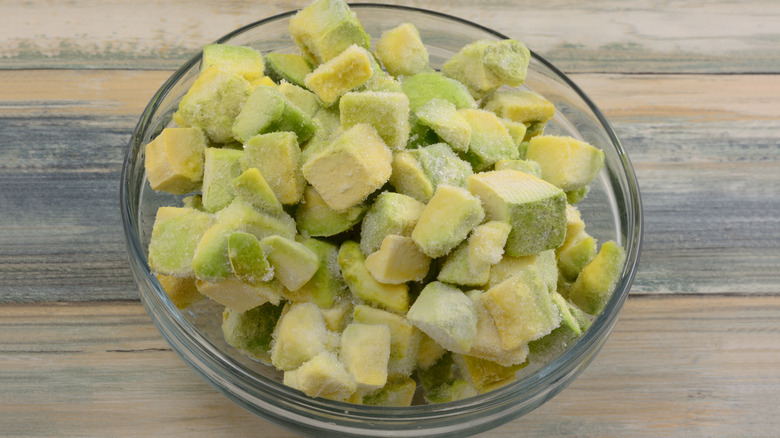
[{"xmin": 2, "ymin": 1, "xmax": 778, "ymax": 436}]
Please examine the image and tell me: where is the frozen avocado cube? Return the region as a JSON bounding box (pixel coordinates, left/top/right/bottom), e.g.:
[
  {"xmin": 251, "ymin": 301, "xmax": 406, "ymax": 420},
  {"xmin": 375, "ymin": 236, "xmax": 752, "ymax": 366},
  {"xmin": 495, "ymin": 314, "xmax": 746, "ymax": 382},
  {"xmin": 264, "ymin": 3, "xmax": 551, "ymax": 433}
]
[
  {"xmin": 202, "ymin": 44, "xmax": 265, "ymax": 82},
  {"xmin": 401, "ymin": 71, "xmax": 476, "ymax": 112},
  {"xmin": 232, "ymin": 85, "xmax": 316, "ymax": 144},
  {"xmin": 144, "ymin": 127, "xmax": 206, "ymax": 195},
  {"xmin": 202, "ymin": 147, "xmax": 243, "ymax": 213},
  {"xmin": 467, "ymin": 221, "xmax": 512, "ymax": 274},
  {"xmin": 278, "ymin": 81, "xmax": 321, "ymax": 118},
  {"xmin": 411, "ymin": 185, "xmax": 485, "ymax": 258},
  {"xmin": 465, "ymin": 290, "xmax": 529, "ymax": 366},
  {"xmin": 177, "ymin": 66, "xmax": 251, "ymax": 144},
  {"xmin": 375, "ymin": 22, "xmax": 429, "ymax": 77},
  {"xmin": 288, "ymin": 236, "xmax": 347, "ymax": 308},
  {"xmin": 411, "ymin": 143, "xmax": 474, "ymax": 191},
  {"xmin": 302, "ymin": 123, "xmax": 392, "ymax": 211},
  {"xmin": 453, "ymin": 353, "xmax": 525, "ymax": 393},
  {"xmin": 526, "ymin": 135, "xmax": 605, "ymax": 192},
  {"xmin": 437, "ymin": 242, "xmax": 490, "ymax": 287},
  {"xmin": 340, "ymin": 323, "xmax": 392, "ymax": 391},
  {"xmin": 264, "ymin": 52, "xmax": 313, "ymax": 88},
  {"xmin": 271, "ymin": 302, "xmax": 331, "ymax": 371},
  {"xmin": 360, "ymin": 191, "xmax": 425, "ymax": 255},
  {"xmin": 406, "ymin": 281, "xmax": 478, "ymax": 354},
  {"xmin": 442, "ymin": 39, "xmax": 530, "ymax": 98},
  {"xmin": 459, "ymin": 108, "xmax": 518, "ymax": 171},
  {"xmin": 566, "ymin": 186, "xmax": 589, "ymax": 205},
  {"xmin": 148, "ymin": 207, "xmax": 213, "ymax": 277},
  {"xmin": 304, "ymin": 44, "xmax": 375, "ymax": 106},
  {"xmin": 228, "ymin": 231, "xmax": 273, "ymax": 285},
  {"xmin": 481, "ymin": 89, "xmax": 555, "ymax": 128},
  {"xmin": 231, "ymin": 167, "xmax": 284, "ymax": 215},
  {"xmin": 216, "ymin": 198, "xmax": 297, "ymax": 241},
  {"xmin": 362, "ymin": 377, "xmax": 417, "ymax": 407},
  {"xmin": 353, "ymin": 304, "xmax": 423, "ymax": 378},
  {"xmin": 365, "ymin": 235, "xmax": 431, "ymax": 285},
  {"xmin": 388, "ymin": 151, "xmax": 435, "ymax": 203},
  {"xmin": 482, "ymin": 269, "xmax": 562, "ymax": 350},
  {"xmin": 338, "ymin": 241, "xmax": 409, "ymax": 314},
  {"xmin": 261, "ymin": 235, "xmax": 320, "ymax": 292},
  {"xmin": 426, "ymin": 378, "xmax": 478, "ymax": 404},
  {"xmin": 527, "ymin": 292, "xmax": 583, "ymax": 364},
  {"xmin": 155, "ymin": 274, "xmax": 204, "ymax": 310},
  {"xmin": 489, "ymin": 250, "xmax": 558, "ymax": 295},
  {"xmin": 415, "ymin": 98, "xmax": 472, "ymax": 153},
  {"xmin": 567, "ymin": 240, "xmax": 626, "ymax": 315},
  {"xmin": 494, "ymin": 159, "xmax": 542, "ymax": 178},
  {"xmin": 288, "ymin": 0, "xmax": 371, "ymax": 65},
  {"xmin": 289, "ymin": 352, "xmax": 357, "ymax": 401},
  {"xmin": 241, "ymin": 132, "xmax": 305, "ymax": 205},
  {"xmin": 196, "ymin": 277, "xmax": 283, "ymax": 312},
  {"xmin": 468, "ymin": 169, "xmax": 566, "ymax": 257},
  {"xmin": 295, "ymin": 185, "xmax": 366, "ymax": 237},
  {"xmin": 339, "ymin": 91, "xmax": 410, "ymax": 151},
  {"xmin": 417, "ymin": 333, "xmax": 447, "ymax": 371},
  {"xmin": 222, "ymin": 301, "xmax": 284, "ymax": 363},
  {"xmin": 557, "ymin": 232, "xmax": 598, "ymax": 282},
  {"xmin": 500, "ymin": 118, "xmax": 528, "ymax": 151}
]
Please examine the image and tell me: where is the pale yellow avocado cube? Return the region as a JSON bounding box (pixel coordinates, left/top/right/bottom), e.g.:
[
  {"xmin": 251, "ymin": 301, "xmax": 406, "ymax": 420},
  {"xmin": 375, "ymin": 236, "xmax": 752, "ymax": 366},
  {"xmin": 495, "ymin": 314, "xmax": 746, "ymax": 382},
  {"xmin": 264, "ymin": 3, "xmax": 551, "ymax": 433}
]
[
  {"xmin": 406, "ymin": 281, "xmax": 478, "ymax": 354},
  {"xmin": 304, "ymin": 44, "xmax": 374, "ymax": 105},
  {"xmin": 250, "ymin": 76, "xmax": 277, "ymax": 88},
  {"xmin": 416, "ymin": 332, "xmax": 447, "ymax": 371},
  {"xmin": 482, "ymin": 270, "xmax": 562, "ymax": 350},
  {"xmin": 453, "ymin": 353, "xmax": 525, "ymax": 393},
  {"xmin": 526, "ymin": 135, "xmax": 605, "ymax": 192},
  {"xmin": 353, "ymin": 304, "xmax": 423, "ymax": 377},
  {"xmin": 340, "ymin": 323, "xmax": 392, "ymax": 391},
  {"xmin": 411, "ymin": 185, "xmax": 485, "ymax": 258},
  {"xmin": 415, "ymin": 98, "xmax": 472, "ymax": 153},
  {"xmin": 467, "ymin": 221, "xmax": 512, "ymax": 274},
  {"xmin": 231, "ymin": 167, "xmax": 284, "ymax": 215},
  {"xmin": 155, "ymin": 274, "xmax": 204, "ymax": 309},
  {"xmin": 195, "ymin": 277, "xmax": 283, "ymax": 312},
  {"xmin": 289, "ymin": 352, "xmax": 357, "ymax": 400},
  {"xmin": 339, "ymin": 91, "xmax": 411, "ymax": 151},
  {"xmin": 481, "ymin": 89, "xmax": 555, "ymax": 127},
  {"xmin": 442, "ymin": 39, "xmax": 530, "ymax": 98},
  {"xmin": 145, "ymin": 127, "xmax": 206, "ymax": 195},
  {"xmin": 389, "ymin": 151, "xmax": 435, "ymax": 203},
  {"xmin": 375, "ymin": 22, "xmax": 429, "ymax": 77},
  {"xmin": 288, "ymin": 0, "xmax": 371, "ymax": 65},
  {"xmin": 241, "ymin": 132, "xmax": 305, "ymax": 205},
  {"xmin": 567, "ymin": 240, "xmax": 626, "ymax": 315},
  {"xmin": 360, "ymin": 191, "xmax": 425, "ymax": 255},
  {"xmin": 260, "ymin": 235, "xmax": 320, "ymax": 292},
  {"xmin": 365, "ymin": 235, "xmax": 431, "ymax": 284},
  {"xmin": 302, "ymin": 123, "xmax": 392, "ymax": 211},
  {"xmin": 271, "ymin": 302, "xmax": 331, "ymax": 371},
  {"xmin": 338, "ymin": 241, "xmax": 409, "ymax": 314},
  {"xmin": 362, "ymin": 377, "xmax": 417, "ymax": 407},
  {"xmin": 488, "ymin": 250, "xmax": 558, "ymax": 294},
  {"xmin": 494, "ymin": 159, "xmax": 542, "ymax": 178},
  {"xmin": 202, "ymin": 44, "xmax": 265, "ymax": 82},
  {"xmin": 148, "ymin": 207, "xmax": 213, "ymax": 277},
  {"xmin": 465, "ymin": 290, "xmax": 528, "ymax": 366}
]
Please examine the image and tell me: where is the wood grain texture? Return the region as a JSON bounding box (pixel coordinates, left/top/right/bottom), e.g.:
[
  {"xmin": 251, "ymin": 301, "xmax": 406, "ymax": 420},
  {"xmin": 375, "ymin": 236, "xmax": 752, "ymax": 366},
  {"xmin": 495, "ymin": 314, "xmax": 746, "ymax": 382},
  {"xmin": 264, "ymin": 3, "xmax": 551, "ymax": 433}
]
[
  {"xmin": 1, "ymin": 296, "xmax": 778, "ymax": 437},
  {"xmin": 1, "ymin": 70, "xmax": 777, "ymax": 301},
  {"xmin": 1, "ymin": 0, "xmax": 779, "ymax": 73}
]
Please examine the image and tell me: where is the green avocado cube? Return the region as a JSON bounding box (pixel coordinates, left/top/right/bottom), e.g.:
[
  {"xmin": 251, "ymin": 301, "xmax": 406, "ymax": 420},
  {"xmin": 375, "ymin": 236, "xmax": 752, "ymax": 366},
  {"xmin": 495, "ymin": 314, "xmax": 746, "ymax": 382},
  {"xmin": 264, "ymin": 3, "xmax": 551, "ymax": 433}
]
[
  {"xmin": 414, "ymin": 98, "xmax": 472, "ymax": 152},
  {"xmin": 231, "ymin": 167, "xmax": 284, "ymax": 215},
  {"xmin": 411, "ymin": 143, "xmax": 474, "ymax": 191},
  {"xmin": 278, "ymin": 81, "xmax": 321, "ymax": 117},
  {"xmin": 459, "ymin": 108, "xmax": 518, "ymax": 172},
  {"xmin": 287, "ymin": 236, "xmax": 347, "ymax": 308},
  {"xmin": 400, "ymin": 71, "xmax": 476, "ymax": 113},
  {"xmin": 202, "ymin": 147, "xmax": 243, "ymax": 213},
  {"xmin": 148, "ymin": 207, "xmax": 213, "ymax": 277},
  {"xmin": 442, "ymin": 39, "xmax": 530, "ymax": 98},
  {"xmin": 264, "ymin": 52, "xmax": 313, "ymax": 88},
  {"xmin": 241, "ymin": 132, "xmax": 306, "ymax": 205},
  {"xmin": 196, "ymin": 277, "xmax": 284, "ymax": 312},
  {"xmin": 411, "ymin": 185, "xmax": 485, "ymax": 258},
  {"xmin": 177, "ymin": 66, "xmax": 251, "ymax": 144},
  {"xmin": 468, "ymin": 169, "xmax": 566, "ymax": 257},
  {"xmin": 353, "ymin": 304, "xmax": 423, "ymax": 377},
  {"xmin": 567, "ymin": 240, "xmax": 626, "ymax": 315},
  {"xmin": 362, "ymin": 377, "xmax": 417, "ymax": 407},
  {"xmin": 295, "ymin": 185, "xmax": 366, "ymax": 237},
  {"xmin": 388, "ymin": 151, "xmax": 435, "ymax": 203},
  {"xmin": 527, "ymin": 292, "xmax": 583, "ymax": 364},
  {"xmin": 494, "ymin": 159, "xmax": 542, "ymax": 178},
  {"xmin": 288, "ymin": 0, "xmax": 371, "ymax": 65},
  {"xmin": 222, "ymin": 301, "xmax": 284, "ymax": 363},
  {"xmin": 260, "ymin": 235, "xmax": 320, "ymax": 292},
  {"xmin": 339, "ymin": 91, "xmax": 411, "ymax": 151},
  {"xmin": 406, "ymin": 281, "xmax": 478, "ymax": 354},
  {"xmin": 437, "ymin": 242, "xmax": 490, "ymax": 287},
  {"xmin": 359, "ymin": 191, "xmax": 425, "ymax": 255},
  {"xmin": 227, "ymin": 231, "xmax": 273, "ymax": 285},
  {"xmin": 231, "ymin": 85, "xmax": 316, "ymax": 144},
  {"xmin": 338, "ymin": 241, "xmax": 409, "ymax": 314},
  {"xmin": 202, "ymin": 44, "xmax": 265, "ymax": 82}
]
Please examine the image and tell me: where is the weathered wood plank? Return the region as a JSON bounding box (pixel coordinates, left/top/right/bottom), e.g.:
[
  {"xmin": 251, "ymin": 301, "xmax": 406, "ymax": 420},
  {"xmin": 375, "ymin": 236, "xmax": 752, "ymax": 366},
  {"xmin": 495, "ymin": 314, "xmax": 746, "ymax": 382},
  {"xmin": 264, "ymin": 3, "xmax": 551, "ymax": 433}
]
[
  {"xmin": 1, "ymin": 0, "xmax": 779, "ymax": 73},
  {"xmin": 1, "ymin": 296, "xmax": 777, "ymax": 436},
  {"xmin": 0, "ymin": 70, "xmax": 778, "ymax": 301}
]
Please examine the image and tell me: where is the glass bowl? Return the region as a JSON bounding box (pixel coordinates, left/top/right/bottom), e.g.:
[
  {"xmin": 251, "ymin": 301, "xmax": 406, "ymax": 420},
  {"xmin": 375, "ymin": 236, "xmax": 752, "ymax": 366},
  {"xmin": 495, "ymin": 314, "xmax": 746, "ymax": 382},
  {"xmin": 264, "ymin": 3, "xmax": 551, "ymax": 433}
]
[{"xmin": 120, "ymin": 4, "xmax": 643, "ymax": 437}]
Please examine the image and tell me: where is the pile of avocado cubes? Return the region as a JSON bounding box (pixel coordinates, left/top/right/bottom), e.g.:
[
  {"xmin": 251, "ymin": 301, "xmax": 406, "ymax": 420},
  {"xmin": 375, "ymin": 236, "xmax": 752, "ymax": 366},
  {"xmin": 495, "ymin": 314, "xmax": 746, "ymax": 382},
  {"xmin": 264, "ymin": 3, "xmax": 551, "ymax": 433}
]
[{"xmin": 144, "ymin": 0, "xmax": 626, "ymax": 405}]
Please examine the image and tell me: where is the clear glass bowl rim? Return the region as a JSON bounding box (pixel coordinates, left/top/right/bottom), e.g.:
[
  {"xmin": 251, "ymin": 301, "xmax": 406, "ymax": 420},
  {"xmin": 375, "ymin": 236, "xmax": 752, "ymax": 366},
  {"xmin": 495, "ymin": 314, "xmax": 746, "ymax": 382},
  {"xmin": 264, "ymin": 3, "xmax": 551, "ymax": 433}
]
[{"xmin": 120, "ymin": 4, "xmax": 643, "ymax": 437}]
